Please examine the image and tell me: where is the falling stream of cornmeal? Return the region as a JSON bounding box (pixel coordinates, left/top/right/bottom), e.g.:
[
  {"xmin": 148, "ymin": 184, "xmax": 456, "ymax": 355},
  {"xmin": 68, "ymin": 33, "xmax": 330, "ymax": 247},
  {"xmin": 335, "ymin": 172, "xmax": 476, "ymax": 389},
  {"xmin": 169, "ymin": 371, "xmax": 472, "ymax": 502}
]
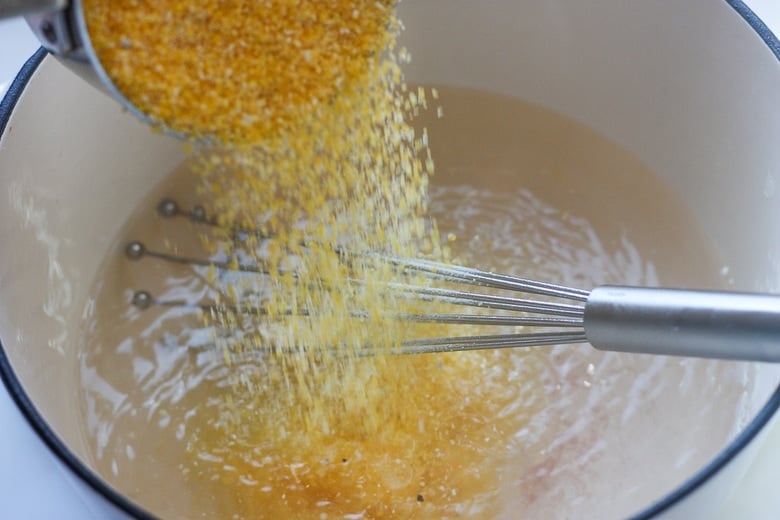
[{"xmin": 78, "ymin": 88, "xmax": 753, "ymax": 519}]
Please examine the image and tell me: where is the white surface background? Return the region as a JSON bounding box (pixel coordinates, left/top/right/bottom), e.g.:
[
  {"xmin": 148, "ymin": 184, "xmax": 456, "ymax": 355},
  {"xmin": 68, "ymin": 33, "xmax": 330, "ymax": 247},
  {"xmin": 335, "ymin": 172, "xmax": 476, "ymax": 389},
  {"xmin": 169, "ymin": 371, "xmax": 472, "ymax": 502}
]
[{"xmin": 2, "ymin": 1, "xmax": 780, "ymax": 518}]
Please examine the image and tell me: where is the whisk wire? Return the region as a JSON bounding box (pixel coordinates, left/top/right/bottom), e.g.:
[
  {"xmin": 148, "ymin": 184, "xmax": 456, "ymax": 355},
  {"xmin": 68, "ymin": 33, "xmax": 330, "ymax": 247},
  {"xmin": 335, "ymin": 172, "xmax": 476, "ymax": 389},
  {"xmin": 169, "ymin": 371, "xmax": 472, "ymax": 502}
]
[
  {"xmin": 380, "ymin": 255, "xmax": 590, "ymax": 302},
  {"xmin": 396, "ymin": 331, "xmax": 589, "ymax": 355},
  {"xmin": 127, "ymin": 198, "xmax": 591, "ymax": 356}
]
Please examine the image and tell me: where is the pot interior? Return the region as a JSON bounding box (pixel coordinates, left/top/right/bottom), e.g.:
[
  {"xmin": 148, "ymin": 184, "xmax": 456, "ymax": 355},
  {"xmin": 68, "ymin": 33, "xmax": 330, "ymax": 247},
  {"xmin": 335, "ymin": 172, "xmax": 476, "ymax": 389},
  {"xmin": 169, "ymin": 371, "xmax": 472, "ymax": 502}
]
[{"xmin": 1, "ymin": 0, "xmax": 780, "ymax": 518}]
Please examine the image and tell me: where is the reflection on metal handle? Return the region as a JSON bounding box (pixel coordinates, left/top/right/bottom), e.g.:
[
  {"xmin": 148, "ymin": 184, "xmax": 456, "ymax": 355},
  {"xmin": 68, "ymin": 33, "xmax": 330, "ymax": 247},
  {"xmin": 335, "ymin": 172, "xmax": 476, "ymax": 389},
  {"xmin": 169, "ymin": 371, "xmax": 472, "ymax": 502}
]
[
  {"xmin": 585, "ymin": 286, "xmax": 780, "ymax": 362},
  {"xmin": 0, "ymin": 0, "xmax": 82, "ymax": 57},
  {"xmin": 0, "ymin": 0, "xmax": 66, "ymax": 19}
]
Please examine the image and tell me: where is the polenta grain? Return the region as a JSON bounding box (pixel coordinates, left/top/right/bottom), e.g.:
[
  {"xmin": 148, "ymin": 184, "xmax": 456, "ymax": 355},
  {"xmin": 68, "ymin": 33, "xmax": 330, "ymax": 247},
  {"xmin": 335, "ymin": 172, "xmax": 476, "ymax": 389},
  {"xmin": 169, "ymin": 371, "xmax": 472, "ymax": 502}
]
[{"xmin": 82, "ymin": 0, "xmax": 397, "ymax": 144}]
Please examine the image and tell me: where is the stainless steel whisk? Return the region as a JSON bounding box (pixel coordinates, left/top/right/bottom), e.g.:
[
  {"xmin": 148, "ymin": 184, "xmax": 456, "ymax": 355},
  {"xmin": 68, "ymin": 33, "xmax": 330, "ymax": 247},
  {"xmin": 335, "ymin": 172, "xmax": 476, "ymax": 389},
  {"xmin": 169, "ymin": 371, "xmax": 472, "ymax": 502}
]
[{"xmin": 127, "ymin": 198, "xmax": 780, "ymax": 363}]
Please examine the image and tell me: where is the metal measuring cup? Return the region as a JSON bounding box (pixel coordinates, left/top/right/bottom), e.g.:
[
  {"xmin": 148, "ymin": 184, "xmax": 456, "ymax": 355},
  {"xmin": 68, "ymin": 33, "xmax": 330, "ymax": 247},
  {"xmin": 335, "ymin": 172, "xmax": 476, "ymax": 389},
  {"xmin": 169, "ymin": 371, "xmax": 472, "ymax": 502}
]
[{"xmin": 1, "ymin": 0, "xmax": 175, "ymax": 135}]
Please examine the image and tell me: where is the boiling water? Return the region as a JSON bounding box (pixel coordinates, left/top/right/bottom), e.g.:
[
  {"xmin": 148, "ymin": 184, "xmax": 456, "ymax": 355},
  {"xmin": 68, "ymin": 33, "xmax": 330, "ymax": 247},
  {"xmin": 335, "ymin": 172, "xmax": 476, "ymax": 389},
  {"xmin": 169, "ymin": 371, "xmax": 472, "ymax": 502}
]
[{"xmin": 78, "ymin": 87, "xmax": 754, "ymax": 519}]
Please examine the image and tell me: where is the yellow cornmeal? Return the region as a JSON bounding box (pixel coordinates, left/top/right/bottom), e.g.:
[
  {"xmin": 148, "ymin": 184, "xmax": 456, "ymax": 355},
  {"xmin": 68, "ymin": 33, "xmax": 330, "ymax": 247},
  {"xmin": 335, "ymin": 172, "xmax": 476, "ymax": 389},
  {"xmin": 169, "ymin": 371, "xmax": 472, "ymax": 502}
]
[
  {"xmin": 82, "ymin": 1, "xmax": 539, "ymax": 517},
  {"xmin": 82, "ymin": 0, "xmax": 397, "ymax": 144},
  {"xmin": 185, "ymin": 6, "xmax": 443, "ymax": 441}
]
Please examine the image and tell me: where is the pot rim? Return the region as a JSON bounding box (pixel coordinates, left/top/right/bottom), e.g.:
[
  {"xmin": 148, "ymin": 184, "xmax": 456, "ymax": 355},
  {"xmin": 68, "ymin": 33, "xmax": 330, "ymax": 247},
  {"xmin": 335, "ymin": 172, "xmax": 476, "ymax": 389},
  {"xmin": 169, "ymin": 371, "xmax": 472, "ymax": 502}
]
[{"xmin": 1, "ymin": 2, "xmax": 779, "ymax": 517}]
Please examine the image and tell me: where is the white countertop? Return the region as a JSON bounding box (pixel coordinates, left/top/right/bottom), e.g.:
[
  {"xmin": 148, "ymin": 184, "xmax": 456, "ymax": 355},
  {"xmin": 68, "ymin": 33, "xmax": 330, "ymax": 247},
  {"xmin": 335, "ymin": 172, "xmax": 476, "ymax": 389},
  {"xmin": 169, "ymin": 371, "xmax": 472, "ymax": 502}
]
[{"xmin": 2, "ymin": 2, "xmax": 780, "ymax": 518}]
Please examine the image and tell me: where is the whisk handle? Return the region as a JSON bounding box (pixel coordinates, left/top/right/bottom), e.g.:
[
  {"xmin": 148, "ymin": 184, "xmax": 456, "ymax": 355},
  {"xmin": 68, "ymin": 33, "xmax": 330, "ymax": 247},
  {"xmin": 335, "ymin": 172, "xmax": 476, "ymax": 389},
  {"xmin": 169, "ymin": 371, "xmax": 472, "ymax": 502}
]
[{"xmin": 584, "ymin": 286, "xmax": 780, "ymax": 362}]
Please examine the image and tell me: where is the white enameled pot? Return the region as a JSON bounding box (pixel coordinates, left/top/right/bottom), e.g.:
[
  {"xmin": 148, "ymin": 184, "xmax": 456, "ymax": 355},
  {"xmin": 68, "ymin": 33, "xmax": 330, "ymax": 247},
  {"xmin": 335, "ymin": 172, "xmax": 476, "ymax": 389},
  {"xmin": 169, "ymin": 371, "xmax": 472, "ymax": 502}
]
[{"xmin": 2, "ymin": 1, "xmax": 780, "ymax": 518}]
